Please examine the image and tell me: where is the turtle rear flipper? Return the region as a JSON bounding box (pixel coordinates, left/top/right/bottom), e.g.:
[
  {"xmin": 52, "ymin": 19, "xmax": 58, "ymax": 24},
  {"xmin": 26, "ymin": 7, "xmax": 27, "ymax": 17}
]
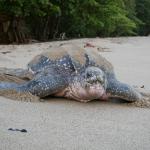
[
  {"xmin": 0, "ymin": 82, "xmax": 40, "ymax": 102},
  {"xmin": 0, "ymin": 67, "xmax": 33, "ymax": 83},
  {"xmin": 0, "ymin": 73, "xmax": 68, "ymax": 101},
  {"xmin": 0, "ymin": 74, "xmax": 26, "ymax": 84}
]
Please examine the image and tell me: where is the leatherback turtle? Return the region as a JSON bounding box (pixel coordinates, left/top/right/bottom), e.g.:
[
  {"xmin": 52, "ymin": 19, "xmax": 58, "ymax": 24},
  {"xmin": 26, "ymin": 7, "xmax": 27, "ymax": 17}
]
[{"xmin": 0, "ymin": 43, "xmax": 150, "ymax": 106}]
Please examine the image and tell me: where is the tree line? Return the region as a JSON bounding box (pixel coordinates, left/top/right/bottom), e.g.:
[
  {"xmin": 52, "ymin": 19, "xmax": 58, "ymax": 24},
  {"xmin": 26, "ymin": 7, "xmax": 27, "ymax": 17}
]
[{"xmin": 0, "ymin": 0, "xmax": 149, "ymax": 43}]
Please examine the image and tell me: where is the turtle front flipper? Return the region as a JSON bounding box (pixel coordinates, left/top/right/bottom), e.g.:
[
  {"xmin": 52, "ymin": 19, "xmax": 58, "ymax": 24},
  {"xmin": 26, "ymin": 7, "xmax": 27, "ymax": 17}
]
[
  {"xmin": 107, "ymin": 79, "xmax": 142, "ymax": 102},
  {"xmin": 0, "ymin": 67, "xmax": 33, "ymax": 83},
  {"xmin": 0, "ymin": 73, "xmax": 68, "ymax": 101},
  {"xmin": 129, "ymin": 87, "xmax": 150, "ymax": 108},
  {"xmin": 23, "ymin": 74, "xmax": 68, "ymax": 98}
]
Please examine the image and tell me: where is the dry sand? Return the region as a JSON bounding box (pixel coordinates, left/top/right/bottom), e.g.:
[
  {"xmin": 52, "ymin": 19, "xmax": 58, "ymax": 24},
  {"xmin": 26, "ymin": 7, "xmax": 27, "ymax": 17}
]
[{"xmin": 0, "ymin": 37, "xmax": 150, "ymax": 150}]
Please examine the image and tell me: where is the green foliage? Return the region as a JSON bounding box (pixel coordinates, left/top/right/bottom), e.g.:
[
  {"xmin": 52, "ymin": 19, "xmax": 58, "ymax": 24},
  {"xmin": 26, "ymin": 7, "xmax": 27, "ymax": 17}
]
[
  {"xmin": 0, "ymin": 0, "xmax": 149, "ymax": 43},
  {"xmin": 0, "ymin": 0, "xmax": 60, "ymax": 17},
  {"xmin": 136, "ymin": 0, "xmax": 150, "ymax": 35},
  {"xmin": 58, "ymin": 0, "xmax": 138, "ymax": 37},
  {"xmin": 97, "ymin": 0, "xmax": 137, "ymax": 36},
  {"xmin": 60, "ymin": 0, "xmax": 104, "ymax": 37}
]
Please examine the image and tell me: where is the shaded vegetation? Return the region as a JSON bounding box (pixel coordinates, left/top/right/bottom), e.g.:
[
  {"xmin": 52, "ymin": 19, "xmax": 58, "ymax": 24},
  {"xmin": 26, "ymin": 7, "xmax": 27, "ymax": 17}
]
[{"xmin": 0, "ymin": 0, "xmax": 149, "ymax": 43}]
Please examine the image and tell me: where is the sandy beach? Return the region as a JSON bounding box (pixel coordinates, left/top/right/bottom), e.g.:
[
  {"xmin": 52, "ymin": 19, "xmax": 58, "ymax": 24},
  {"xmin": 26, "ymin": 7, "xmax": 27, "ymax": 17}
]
[{"xmin": 0, "ymin": 37, "xmax": 150, "ymax": 150}]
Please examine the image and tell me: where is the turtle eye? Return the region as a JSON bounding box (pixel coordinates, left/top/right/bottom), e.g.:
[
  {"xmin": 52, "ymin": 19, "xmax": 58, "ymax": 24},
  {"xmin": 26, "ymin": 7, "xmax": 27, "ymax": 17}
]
[{"xmin": 86, "ymin": 72, "xmax": 93, "ymax": 78}]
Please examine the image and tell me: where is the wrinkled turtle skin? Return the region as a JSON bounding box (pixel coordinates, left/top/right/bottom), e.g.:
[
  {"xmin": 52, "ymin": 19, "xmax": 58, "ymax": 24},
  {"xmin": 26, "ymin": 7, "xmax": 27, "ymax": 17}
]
[{"xmin": 0, "ymin": 43, "xmax": 150, "ymax": 107}]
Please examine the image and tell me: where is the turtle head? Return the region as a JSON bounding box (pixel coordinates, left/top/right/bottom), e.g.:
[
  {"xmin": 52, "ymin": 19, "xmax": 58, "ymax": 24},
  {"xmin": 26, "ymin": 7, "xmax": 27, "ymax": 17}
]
[
  {"xmin": 83, "ymin": 66, "xmax": 107, "ymax": 93},
  {"xmin": 71, "ymin": 66, "xmax": 107, "ymax": 101}
]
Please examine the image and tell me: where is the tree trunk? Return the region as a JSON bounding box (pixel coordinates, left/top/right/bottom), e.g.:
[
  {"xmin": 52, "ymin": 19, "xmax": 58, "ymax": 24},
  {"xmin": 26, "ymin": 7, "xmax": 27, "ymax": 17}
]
[{"xmin": 0, "ymin": 14, "xmax": 29, "ymax": 44}]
